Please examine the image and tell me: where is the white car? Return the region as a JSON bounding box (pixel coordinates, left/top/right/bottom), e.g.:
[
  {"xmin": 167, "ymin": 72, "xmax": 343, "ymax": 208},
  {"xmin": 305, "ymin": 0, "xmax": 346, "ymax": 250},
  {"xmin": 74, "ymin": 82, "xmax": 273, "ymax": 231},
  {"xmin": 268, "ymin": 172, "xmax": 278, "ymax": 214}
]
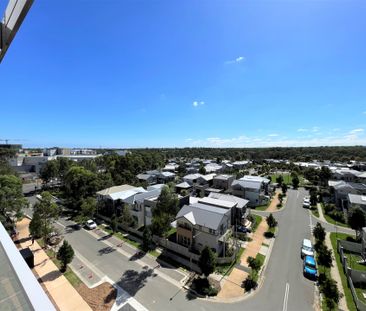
[
  {"xmin": 301, "ymin": 238, "xmax": 314, "ymax": 258},
  {"xmin": 85, "ymin": 219, "xmax": 97, "ymax": 230},
  {"xmin": 303, "ymin": 197, "xmax": 311, "ymax": 208}
]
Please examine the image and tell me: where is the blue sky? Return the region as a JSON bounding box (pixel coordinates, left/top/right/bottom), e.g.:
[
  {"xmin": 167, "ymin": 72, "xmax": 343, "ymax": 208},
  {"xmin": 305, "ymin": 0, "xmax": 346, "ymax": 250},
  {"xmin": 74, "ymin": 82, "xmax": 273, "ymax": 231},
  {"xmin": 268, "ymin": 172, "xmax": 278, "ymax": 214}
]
[{"xmin": 1, "ymin": 0, "xmax": 366, "ymax": 148}]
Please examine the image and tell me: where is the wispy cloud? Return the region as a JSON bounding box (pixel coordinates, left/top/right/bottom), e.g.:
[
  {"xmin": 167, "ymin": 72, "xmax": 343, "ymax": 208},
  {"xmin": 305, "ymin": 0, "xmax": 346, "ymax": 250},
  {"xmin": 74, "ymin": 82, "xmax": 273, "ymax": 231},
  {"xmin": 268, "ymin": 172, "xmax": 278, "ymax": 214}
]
[
  {"xmin": 297, "ymin": 128, "xmax": 308, "ymax": 132},
  {"xmin": 363, "ymin": 111, "xmax": 366, "ymax": 115},
  {"xmin": 193, "ymin": 101, "xmax": 205, "ymax": 107},
  {"xmin": 184, "ymin": 129, "xmax": 366, "ymax": 148},
  {"xmin": 349, "ymin": 128, "xmax": 364, "ymax": 134},
  {"xmin": 297, "ymin": 127, "xmax": 319, "ymax": 133},
  {"xmin": 225, "ymin": 56, "xmax": 246, "ymax": 65}
]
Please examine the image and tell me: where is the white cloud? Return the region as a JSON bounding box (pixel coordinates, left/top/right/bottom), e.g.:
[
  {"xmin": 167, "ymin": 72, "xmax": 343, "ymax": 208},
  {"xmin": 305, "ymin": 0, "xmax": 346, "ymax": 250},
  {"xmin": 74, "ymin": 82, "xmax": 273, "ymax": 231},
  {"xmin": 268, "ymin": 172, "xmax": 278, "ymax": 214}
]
[
  {"xmin": 363, "ymin": 111, "xmax": 366, "ymax": 115},
  {"xmin": 349, "ymin": 128, "xmax": 364, "ymax": 134},
  {"xmin": 225, "ymin": 56, "xmax": 246, "ymax": 65},
  {"xmin": 184, "ymin": 130, "xmax": 366, "ymax": 148},
  {"xmin": 297, "ymin": 128, "xmax": 308, "ymax": 132},
  {"xmin": 268, "ymin": 133, "xmax": 279, "ymax": 137},
  {"xmin": 193, "ymin": 100, "xmax": 205, "ymax": 107}
]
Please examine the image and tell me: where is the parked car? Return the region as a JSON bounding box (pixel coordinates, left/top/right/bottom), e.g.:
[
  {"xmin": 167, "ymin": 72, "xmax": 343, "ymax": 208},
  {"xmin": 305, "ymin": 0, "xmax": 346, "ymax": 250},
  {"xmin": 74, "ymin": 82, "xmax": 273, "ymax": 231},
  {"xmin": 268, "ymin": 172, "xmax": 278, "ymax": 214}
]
[
  {"xmin": 237, "ymin": 225, "xmax": 251, "ymax": 233},
  {"xmin": 303, "ymin": 197, "xmax": 310, "ymax": 208},
  {"xmin": 301, "ymin": 238, "xmax": 314, "ymax": 258},
  {"xmin": 303, "ymin": 255, "xmax": 317, "ymax": 280},
  {"xmin": 85, "ymin": 219, "xmax": 97, "ymax": 230}
]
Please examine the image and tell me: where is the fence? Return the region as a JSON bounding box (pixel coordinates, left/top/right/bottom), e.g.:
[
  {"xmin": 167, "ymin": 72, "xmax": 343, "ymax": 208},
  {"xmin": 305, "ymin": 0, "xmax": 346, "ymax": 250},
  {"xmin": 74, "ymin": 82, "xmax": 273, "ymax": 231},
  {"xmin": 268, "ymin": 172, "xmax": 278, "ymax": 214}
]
[{"xmin": 337, "ymin": 239, "xmax": 366, "ymax": 311}]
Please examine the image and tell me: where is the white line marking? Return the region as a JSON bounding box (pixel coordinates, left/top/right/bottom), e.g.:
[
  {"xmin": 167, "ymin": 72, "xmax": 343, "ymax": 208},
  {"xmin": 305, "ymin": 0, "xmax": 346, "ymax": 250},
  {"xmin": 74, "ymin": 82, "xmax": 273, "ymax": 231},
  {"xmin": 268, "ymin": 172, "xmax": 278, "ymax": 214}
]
[{"xmin": 283, "ymin": 282, "xmax": 290, "ymax": 311}]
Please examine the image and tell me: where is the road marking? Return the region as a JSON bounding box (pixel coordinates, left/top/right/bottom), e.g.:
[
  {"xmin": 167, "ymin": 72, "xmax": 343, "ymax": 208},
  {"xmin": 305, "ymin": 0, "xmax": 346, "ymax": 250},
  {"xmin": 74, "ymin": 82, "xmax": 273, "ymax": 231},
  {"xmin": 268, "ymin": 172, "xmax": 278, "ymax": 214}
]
[
  {"xmin": 309, "ymin": 212, "xmax": 313, "ymax": 234},
  {"xmin": 283, "ymin": 282, "xmax": 290, "ymax": 311}
]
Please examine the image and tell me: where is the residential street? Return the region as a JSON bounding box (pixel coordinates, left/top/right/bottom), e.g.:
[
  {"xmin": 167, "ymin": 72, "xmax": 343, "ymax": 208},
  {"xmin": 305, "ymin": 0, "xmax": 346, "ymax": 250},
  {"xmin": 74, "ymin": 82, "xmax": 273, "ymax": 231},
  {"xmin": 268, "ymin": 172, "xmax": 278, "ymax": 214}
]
[{"xmin": 23, "ymin": 186, "xmax": 330, "ymax": 311}]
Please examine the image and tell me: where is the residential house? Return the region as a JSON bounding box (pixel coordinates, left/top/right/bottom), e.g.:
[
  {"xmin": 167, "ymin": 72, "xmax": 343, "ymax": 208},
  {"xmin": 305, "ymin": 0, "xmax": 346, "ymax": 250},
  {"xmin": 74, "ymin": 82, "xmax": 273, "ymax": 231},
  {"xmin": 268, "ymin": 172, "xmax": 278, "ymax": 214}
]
[
  {"xmin": 329, "ymin": 180, "xmax": 366, "ymax": 209},
  {"xmin": 137, "ymin": 173, "xmax": 157, "ymax": 185},
  {"xmin": 175, "ymin": 203, "xmax": 231, "ymax": 255},
  {"xmin": 230, "ymin": 175, "xmax": 271, "ymax": 207},
  {"xmin": 232, "ymin": 160, "xmax": 250, "ymax": 170},
  {"xmin": 331, "ymin": 168, "xmax": 362, "ymax": 183},
  {"xmin": 175, "ymin": 181, "xmax": 192, "ymax": 194},
  {"xmin": 212, "ymin": 174, "xmax": 235, "ymax": 191},
  {"xmin": 347, "ymin": 194, "xmax": 366, "ymax": 212}
]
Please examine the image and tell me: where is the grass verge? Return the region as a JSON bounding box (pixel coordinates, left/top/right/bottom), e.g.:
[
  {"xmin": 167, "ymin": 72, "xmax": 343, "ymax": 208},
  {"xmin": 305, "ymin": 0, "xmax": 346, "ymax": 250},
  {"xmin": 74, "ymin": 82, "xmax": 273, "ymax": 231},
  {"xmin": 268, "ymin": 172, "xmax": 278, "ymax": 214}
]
[
  {"xmin": 251, "ymin": 215, "xmax": 262, "ymax": 233},
  {"xmin": 330, "ymin": 232, "xmax": 357, "ymax": 311},
  {"xmin": 321, "ymin": 204, "xmax": 349, "ymax": 228},
  {"xmin": 216, "ymin": 247, "xmax": 245, "ymax": 275}
]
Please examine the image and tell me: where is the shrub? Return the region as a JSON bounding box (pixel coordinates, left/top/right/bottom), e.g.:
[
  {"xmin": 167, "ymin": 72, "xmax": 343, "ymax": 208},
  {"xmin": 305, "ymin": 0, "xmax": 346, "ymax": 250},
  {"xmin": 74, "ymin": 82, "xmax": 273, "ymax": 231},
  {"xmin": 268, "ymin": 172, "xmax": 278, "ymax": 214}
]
[
  {"xmin": 264, "ymin": 231, "xmax": 274, "ymax": 238},
  {"xmin": 243, "ymin": 271, "xmax": 258, "ymax": 291}
]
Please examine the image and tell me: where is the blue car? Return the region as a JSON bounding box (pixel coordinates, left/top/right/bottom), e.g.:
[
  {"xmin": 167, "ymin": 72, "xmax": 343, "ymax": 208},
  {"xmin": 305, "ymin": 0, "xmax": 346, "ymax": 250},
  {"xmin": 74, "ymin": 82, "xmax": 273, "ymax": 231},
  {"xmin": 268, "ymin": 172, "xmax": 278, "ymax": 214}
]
[{"xmin": 303, "ymin": 256, "xmax": 317, "ymax": 280}]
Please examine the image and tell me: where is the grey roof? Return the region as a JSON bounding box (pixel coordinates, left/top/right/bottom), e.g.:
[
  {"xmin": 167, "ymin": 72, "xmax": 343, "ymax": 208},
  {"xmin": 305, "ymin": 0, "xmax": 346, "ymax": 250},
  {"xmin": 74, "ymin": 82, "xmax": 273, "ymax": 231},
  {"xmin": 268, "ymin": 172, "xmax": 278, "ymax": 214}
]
[
  {"xmin": 208, "ymin": 193, "xmax": 249, "ymax": 209},
  {"xmin": 176, "ymin": 181, "xmax": 192, "ymax": 188},
  {"xmin": 137, "ymin": 173, "xmax": 154, "ymax": 180},
  {"xmin": 332, "ymin": 181, "xmax": 366, "ymax": 191},
  {"xmin": 176, "ymin": 204, "xmax": 228, "ymax": 230},
  {"xmin": 232, "ymin": 180, "xmax": 261, "ymax": 190},
  {"xmin": 240, "ymin": 175, "xmax": 270, "ymax": 184},
  {"xmin": 348, "ymin": 193, "xmax": 366, "ymax": 205},
  {"xmin": 214, "ymin": 174, "xmax": 234, "ymax": 181}
]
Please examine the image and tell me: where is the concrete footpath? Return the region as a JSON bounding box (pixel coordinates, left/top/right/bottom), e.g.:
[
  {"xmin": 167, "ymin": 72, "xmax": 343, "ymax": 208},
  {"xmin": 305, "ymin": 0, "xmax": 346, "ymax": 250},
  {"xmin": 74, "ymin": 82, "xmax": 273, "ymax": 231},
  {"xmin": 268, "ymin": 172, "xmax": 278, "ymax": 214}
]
[
  {"xmin": 325, "ymin": 232, "xmax": 348, "ymax": 311},
  {"xmin": 16, "ymin": 218, "xmax": 92, "ymax": 311},
  {"xmin": 217, "ymin": 216, "xmax": 269, "ymax": 299}
]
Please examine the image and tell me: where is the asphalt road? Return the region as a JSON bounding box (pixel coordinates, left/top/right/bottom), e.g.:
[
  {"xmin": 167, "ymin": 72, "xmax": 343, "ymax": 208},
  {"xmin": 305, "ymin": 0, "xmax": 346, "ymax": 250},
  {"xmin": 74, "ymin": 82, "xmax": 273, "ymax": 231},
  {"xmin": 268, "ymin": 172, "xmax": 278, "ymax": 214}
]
[{"xmin": 23, "ymin": 185, "xmax": 328, "ymax": 310}]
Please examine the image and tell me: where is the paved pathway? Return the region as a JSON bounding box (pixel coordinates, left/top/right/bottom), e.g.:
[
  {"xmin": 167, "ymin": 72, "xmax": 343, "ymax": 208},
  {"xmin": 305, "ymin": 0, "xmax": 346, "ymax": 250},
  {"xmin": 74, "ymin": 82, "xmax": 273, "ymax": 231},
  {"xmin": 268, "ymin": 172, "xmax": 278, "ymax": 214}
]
[
  {"xmin": 317, "ymin": 203, "xmax": 327, "ymax": 222},
  {"xmin": 266, "ymin": 190, "xmax": 281, "ymax": 212},
  {"xmin": 217, "ymin": 216, "xmax": 269, "ymax": 299},
  {"xmin": 16, "ymin": 218, "xmax": 91, "ymax": 311},
  {"xmin": 324, "ymin": 232, "xmax": 348, "ymax": 311}
]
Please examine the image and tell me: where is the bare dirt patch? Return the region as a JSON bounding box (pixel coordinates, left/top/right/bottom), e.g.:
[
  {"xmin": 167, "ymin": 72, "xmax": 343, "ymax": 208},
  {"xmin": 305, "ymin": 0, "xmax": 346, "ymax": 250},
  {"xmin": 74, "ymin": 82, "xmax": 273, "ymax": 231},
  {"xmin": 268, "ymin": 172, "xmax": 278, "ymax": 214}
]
[{"xmin": 76, "ymin": 282, "xmax": 116, "ymax": 311}]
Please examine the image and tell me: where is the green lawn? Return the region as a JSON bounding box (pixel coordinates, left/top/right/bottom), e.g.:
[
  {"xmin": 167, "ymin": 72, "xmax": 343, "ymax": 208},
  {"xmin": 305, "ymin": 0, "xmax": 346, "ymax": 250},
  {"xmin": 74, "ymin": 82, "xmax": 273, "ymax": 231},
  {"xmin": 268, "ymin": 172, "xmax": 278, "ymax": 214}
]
[
  {"xmin": 256, "ymin": 253, "xmax": 265, "ymax": 268},
  {"xmin": 36, "ymin": 238, "xmax": 82, "ymax": 287},
  {"xmin": 310, "ymin": 206, "xmax": 319, "ymax": 218},
  {"xmin": 344, "ymin": 252, "xmax": 366, "ymax": 271},
  {"xmin": 216, "ymin": 247, "xmax": 245, "ymax": 275},
  {"xmin": 255, "ymin": 204, "xmax": 270, "ymax": 211},
  {"xmin": 321, "ymin": 204, "xmax": 349, "ymax": 228},
  {"xmin": 271, "ymin": 174, "xmax": 293, "ymax": 185},
  {"xmin": 355, "ymin": 287, "xmax": 366, "ymax": 304},
  {"xmin": 330, "ymin": 232, "xmax": 358, "ymax": 311},
  {"xmin": 251, "ymin": 215, "xmax": 262, "ymax": 233}
]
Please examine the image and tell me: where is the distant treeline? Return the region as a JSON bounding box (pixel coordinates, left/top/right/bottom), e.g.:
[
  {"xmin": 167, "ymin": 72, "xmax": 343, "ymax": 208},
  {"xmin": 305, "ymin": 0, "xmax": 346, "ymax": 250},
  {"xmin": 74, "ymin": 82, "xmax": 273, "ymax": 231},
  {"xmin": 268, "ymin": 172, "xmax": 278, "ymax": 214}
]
[{"xmin": 128, "ymin": 146, "xmax": 366, "ymax": 162}]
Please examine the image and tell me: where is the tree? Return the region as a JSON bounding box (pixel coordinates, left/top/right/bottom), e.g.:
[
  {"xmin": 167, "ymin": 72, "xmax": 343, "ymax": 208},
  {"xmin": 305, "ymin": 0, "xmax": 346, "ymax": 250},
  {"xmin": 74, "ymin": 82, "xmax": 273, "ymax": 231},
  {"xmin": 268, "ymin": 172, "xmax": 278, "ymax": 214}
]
[
  {"xmin": 320, "ymin": 277, "xmax": 340, "ymax": 308},
  {"xmin": 348, "ymin": 208, "xmax": 366, "ymax": 239},
  {"xmin": 57, "ymin": 240, "xmax": 75, "ymax": 272},
  {"xmin": 110, "ymin": 214, "xmax": 118, "ymax": 233},
  {"xmin": 79, "ymin": 197, "xmax": 97, "ymax": 220},
  {"xmin": 276, "ymin": 175, "xmax": 284, "ymax": 186},
  {"xmin": 310, "ymin": 193, "xmax": 317, "ymax": 206},
  {"xmin": 151, "ymin": 186, "xmax": 178, "ymax": 236},
  {"xmin": 32, "ymin": 191, "xmax": 60, "ymax": 242},
  {"xmin": 142, "ymin": 226, "xmax": 153, "ymax": 251},
  {"xmin": 266, "ymin": 213, "xmax": 278, "ymax": 228},
  {"xmin": 281, "ymin": 183, "xmax": 288, "ymax": 195},
  {"xmin": 0, "ymin": 175, "xmax": 27, "ymax": 220},
  {"xmin": 313, "ymin": 222, "xmax": 326, "ymax": 243},
  {"xmin": 199, "ymin": 246, "xmax": 217, "ymax": 277},
  {"xmin": 63, "ymin": 166, "xmax": 98, "ymax": 209},
  {"xmin": 120, "ymin": 205, "xmax": 134, "ymax": 228},
  {"xmin": 292, "ymin": 175, "xmax": 300, "ymax": 189},
  {"xmin": 199, "ymin": 165, "xmax": 206, "ymax": 175},
  {"xmin": 278, "ymin": 193, "xmax": 284, "ymax": 204},
  {"xmin": 317, "ymin": 244, "xmax": 333, "ymax": 270},
  {"xmin": 29, "ymin": 211, "xmax": 42, "ymax": 238},
  {"xmin": 40, "ymin": 160, "xmax": 59, "ymax": 184},
  {"xmin": 247, "ymin": 256, "xmax": 262, "ymax": 271}
]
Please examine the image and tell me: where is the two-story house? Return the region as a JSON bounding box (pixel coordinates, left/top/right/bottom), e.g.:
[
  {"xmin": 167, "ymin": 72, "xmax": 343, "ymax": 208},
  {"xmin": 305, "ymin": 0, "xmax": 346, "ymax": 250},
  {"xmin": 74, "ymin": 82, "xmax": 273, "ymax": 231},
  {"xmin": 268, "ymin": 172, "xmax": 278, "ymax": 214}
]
[
  {"xmin": 175, "ymin": 203, "xmax": 231, "ymax": 255},
  {"xmin": 212, "ymin": 174, "xmax": 235, "ymax": 191}
]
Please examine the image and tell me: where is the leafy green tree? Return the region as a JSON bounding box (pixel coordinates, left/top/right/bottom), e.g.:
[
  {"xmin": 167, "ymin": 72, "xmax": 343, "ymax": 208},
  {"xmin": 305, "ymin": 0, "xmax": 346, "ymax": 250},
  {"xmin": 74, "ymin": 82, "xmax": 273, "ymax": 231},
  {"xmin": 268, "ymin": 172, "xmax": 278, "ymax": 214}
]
[
  {"xmin": 151, "ymin": 186, "xmax": 178, "ymax": 236},
  {"xmin": 276, "ymin": 175, "xmax": 284, "ymax": 186},
  {"xmin": 63, "ymin": 166, "xmax": 98, "ymax": 209},
  {"xmin": 266, "ymin": 213, "xmax": 278, "ymax": 228},
  {"xmin": 29, "ymin": 211, "xmax": 42, "ymax": 238},
  {"xmin": 278, "ymin": 193, "xmax": 284, "ymax": 204},
  {"xmin": 310, "ymin": 193, "xmax": 317, "ymax": 206},
  {"xmin": 317, "ymin": 244, "xmax": 333, "ymax": 271},
  {"xmin": 292, "ymin": 175, "xmax": 300, "ymax": 189},
  {"xmin": 313, "ymin": 222, "xmax": 326, "ymax": 243},
  {"xmin": 199, "ymin": 246, "xmax": 217, "ymax": 277},
  {"xmin": 247, "ymin": 256, "xmax": 262, "ymax": 271},
  {"xmin": 320, "ymin": 277, "xmax": 340, "ymax": 308},
  {"xmin": 243, "ymin": 270, "xmax": 258, "ymax": 291},
  {"xmin": 80, "ymin": 197, "xmax": 97, "ymax": 219},
  {"xmin": 199, "ymin": 165, "xmax": 206, "ymax": 175},
  {"xmin": 110, "ymin": 214, "xmax": 118, "ymax": 233},
  {"xmin": 57, "ymin": 240, "xmax": 75, "ymax": 272},
  {"xmin": 120, "ymin": 205, "xmax": 134, "ymax": 227},
  {"xmin": 348, "ymin": 208, "xmax": 366, "ymax": 239},
  {"xmin": 0, "ymin": 175, "xmax": 27, "ymax": 220},
  {"xmin": 32, "ymin": 191, "xmax": 60, "ymax": 243},
  {"xmin": 142, "ymin": 226, "xmax": 153, "ymax": 251},
  {"xmin": 40, "ymin": 160, "xmax": 59, "ymax": 184},
  {"xmin": 281, "ymin": 183, "xmax": 288, "ymax": 195}
]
